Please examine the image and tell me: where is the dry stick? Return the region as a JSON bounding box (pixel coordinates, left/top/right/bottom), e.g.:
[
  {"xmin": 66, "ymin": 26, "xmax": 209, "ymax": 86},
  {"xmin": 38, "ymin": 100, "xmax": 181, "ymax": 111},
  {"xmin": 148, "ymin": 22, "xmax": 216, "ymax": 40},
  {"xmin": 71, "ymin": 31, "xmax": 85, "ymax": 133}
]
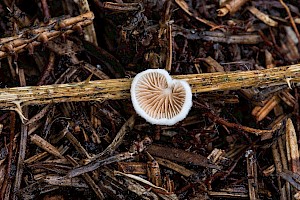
[
  {"xmin": 272, "ymin": 141, "xmax": 286, "ymax": 200},
  {"xmin": 165, "ymin": 24, "xmax": 172, "ymax": 72},
  {"xmin": 0, "ymin": 12, "xmax": 94, "ymax": 59},
  {"xmin": 40, "ymin": 0, "xmax": 51, "ymax": 23},
  {"xmin": 65, "ymin": 130, "xmax": 91, "ymax": 159},
  {"xmin": 217, "ymin": 0, "xmax": 249, "ymax": 16},
  {"xmin": 174, "ymin": 0, "xmax": 217, "ymax": 28},
  {"xmin": 278, "ymin": 136, "xmax": 291, "ymax": 199},
  {"xmin": 75, "ymin": 0, "xmax": 98, "ymax": 46},
  {"xmin": 0, "ymin": 64, "xmax": 299, "ymax": 111},
  {"xmin": 67, "ymin": 152, "xmax": 135, "ymax": 178},
  {"xmin": 12, "ymin": 69, "xmax": 28, "ymax": 200},
  {"xmin": 286, "ymin": 118, "xmax": 300, "ymax": 172},
  {"xmin": 204, "ymin": 110, "xmax": 281, "ymax": 136},
  {"xmin": 66, "ymin": 155, "xmax": 105, "ymax": 200},
  {"xmin": 37, "ymin": 52, "xmax": 55, "ymax": 85},
  {"xmin": 103, "ymin": 2, "xmax": 141, "ymax": 11},
  {"xmin": 246, "ymin": 150, "xmax": 258, "ymax": 200},
  {"xmin": 30, "ymin": 134, "xmax": 64, "ymax": 159},
  {"xmin": 278, "ymin": 0, "xmax": 300, "ymax": 46},
  {"xmin": 0, "ymin": 112, "xmax": 15, "ymax": 199},
  {"xmin": 88, "ymin": 115, "xmax": 136, "ymax": 162}
]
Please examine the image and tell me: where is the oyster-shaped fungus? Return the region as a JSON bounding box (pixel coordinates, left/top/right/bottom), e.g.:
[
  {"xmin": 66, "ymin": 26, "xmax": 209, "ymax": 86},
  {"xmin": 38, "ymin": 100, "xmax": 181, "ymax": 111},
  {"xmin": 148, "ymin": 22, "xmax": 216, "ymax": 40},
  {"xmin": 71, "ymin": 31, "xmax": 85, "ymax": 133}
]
[{"xmin": 131, "ymin": 69, "xmax": 192, "ymax": 125}]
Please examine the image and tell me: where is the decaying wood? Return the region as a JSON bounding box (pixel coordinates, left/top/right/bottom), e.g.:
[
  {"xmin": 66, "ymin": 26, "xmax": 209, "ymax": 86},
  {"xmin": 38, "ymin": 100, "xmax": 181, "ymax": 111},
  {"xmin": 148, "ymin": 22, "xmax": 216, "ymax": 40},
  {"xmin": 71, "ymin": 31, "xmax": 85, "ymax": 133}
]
[
  {"xmin": 286, "ymin": 118, "xmax": 300, "ymax": 173},
  {"xmin": 247, "ymin": 6, "xmax": 278, "ymax": 27},
  {"xmin": 0, "ymin": 12, "xmax": 94, "ymax": 59},
  {"xmin": 153, "ymin": 157, "xmax": 196, "ymax": 177},
  {"xmin": 207, "ymin": 191, "xmax": 248, "ymax": 198},
  {"xmin": 1, "ymin": 1, "xmax": 300, "ymax": 199},
  {"xmin": 114, "ymin": 171, "xmax": 171, "ymax": 195},
  {"xmin": 0, "ymin": 64, "xmax": 299, "ymax": 115},
  {"xmin": 87, "ymin": 115, "xmax": 136, "ymax": 162},
  {"xmin": 147, "ymin": 144, "xmax": 219, "ymax": 169},
  {"xmin": 75, "ymin": 0, "xmax": 98, "ymax": 46},
  {"xmin": 101, "ymin": 167, "xmax": 160, "ymax": 199},
  {"xmin": 12, "ymin": 69, "xmax": 29, "ymax": 200},
  {"xmin": 245, "ymin": 150, "xmax": 258, "ymax": 200},
  {"xmin": 67, "ymin": 152, "xmax": 136, "ymax": 178},
  {"xmin": 255, "ymin": 95, "xmax": 281, "ymax": 122},
  {"xmin": 118, "ymin": 162, "xmax": 147, "ymax": 175},
  {"xmin": 172, "ymin": 26, "xmax": 263, "ymax": 44},
  {"xmin": 217, "ymin": 0, "xmax": 250, "ymax": 16},
  {"xmin": 174, "ymin": 0, "xmax": 217, "ymax": 28},
  {"xmin": 30, "ymin": 134, "xmax": 64, "ymax": 159},
  {"xmin": 66, "ymin": 155, "xmax": 105, "ymax": 200},
  {"xmin": 280, "ymin": 169, "xmax": 300, "ymax": 190}
]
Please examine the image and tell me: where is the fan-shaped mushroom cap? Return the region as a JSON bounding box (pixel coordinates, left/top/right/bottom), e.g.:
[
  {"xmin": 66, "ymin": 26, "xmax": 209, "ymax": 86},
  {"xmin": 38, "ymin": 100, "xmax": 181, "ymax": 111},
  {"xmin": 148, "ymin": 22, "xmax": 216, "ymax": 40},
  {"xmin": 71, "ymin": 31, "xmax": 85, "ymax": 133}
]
[{"xmin": 131, "ymin": 69, "xmax": 192, "ymax": 125}]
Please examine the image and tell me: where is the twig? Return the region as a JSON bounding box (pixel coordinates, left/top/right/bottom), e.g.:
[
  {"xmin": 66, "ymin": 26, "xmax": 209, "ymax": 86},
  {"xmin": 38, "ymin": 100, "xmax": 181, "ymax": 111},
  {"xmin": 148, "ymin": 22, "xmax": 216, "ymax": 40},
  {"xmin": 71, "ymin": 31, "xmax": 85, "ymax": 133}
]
[
  {"xmin": 66, "ymin": 155, "xmax": 105, "ymax": 200},
  {"xmin": 67, "ymin": 152, "xmax": 135, "ymax": 178},
  {"xmin": 278, "ymin": 136, "xmax": 291, "ymax": 199},
  {"xmin": 88, "ymin": 115, "xmax": 136, "ymax": 162},
  {"xmin": 65, "ymin": 128, "xmax": 91, "ymax": 159},
  {"xmin": 205, "ymin": 111, "xmax": 281, "ymax": 135},
  {"xmin": 12, "ymin": 69, "xmax": 29, "ymax": 200},
  {"xmin": 245, "ymin": 150, "xmax": 258, "ymax": 200},
  {"xmin": 147, "ymin": 144, "xmax": 219, "ymax": 169},
  {"xmin": 40, "ymin": 0, "xmax": 51, "ymax": 23},
  {"xmin": 75, "ymin": 0, "xmax": 98, "ymax": 46},
  {"xmin": 30, "ymin": 134, "xmax": 64, "ymax": 159},
  {"xmin": 154, "ymin": 156, "xmax": 196, "ymax": 177},
  {"xmin": 247, "ymin": 6, "xmax": 278, "ymax": 27},
  {"xmin": 0, "ymin": 64, "xmax": 299, "ymax": 112},
  {"xmin": 173, "ymin": 26, "xmax": 263, "ymax": 44},
  {"xmin": 217, "ymin": 0, "xmax": 250, "ymax": 16},
  {"xmin": 286, "ymin": 118, "xmax": 300, "ymax": 172},
  {"xmin": 37, "ymin": 52, "xmax": 55, "ymax": 85},
  {"xmin": 0, "ymin": 12, "xmax": 94, "ymax": 59},
  {"xmin": 278, "ymin": 0, "xmax": 300, "ymax": 47},
  {"xmin": 174, "ymin": 0, "xmax": 218, "ymax": 28},
  {"xmin": 0, "ymin": 111, "xmax": 15, "ymax": 199},
  {"xmin": 103, "ymin": 2, "xmax": 141, "ymax": 11}
]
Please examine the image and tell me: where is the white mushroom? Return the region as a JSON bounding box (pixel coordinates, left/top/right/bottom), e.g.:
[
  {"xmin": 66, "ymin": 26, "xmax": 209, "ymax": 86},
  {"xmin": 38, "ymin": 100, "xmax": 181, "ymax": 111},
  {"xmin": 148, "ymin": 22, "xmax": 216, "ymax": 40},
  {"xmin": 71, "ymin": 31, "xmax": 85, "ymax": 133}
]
[{"xmin": 131, "ymin": 69, "xmax": 192, "ymax": 125}]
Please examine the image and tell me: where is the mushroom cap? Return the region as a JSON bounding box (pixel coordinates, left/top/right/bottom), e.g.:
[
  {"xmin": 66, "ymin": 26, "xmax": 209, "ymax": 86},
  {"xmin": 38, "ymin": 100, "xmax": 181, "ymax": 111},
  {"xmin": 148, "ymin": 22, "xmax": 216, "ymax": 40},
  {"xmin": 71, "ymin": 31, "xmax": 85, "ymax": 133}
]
[{"xmin": 131, "ymin": 69, "xmax": 192, "ymax": 125}]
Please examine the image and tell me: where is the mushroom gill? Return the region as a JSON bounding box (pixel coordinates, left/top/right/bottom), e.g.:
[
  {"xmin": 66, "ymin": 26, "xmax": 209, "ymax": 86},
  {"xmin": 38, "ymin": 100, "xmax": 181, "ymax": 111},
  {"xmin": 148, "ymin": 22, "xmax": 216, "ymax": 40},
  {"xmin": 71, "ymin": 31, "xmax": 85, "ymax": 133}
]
[{"xmin": 131, "ymin": 69, "xmax": 192, "ymax": 125}]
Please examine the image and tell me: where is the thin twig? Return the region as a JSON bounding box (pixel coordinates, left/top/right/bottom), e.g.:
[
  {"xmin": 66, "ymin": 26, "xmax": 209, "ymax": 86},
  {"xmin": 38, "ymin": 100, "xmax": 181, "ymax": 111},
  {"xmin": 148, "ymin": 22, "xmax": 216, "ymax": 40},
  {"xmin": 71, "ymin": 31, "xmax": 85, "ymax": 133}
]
[
  {"xmin": 88, "ymin": 115, "xmax": 136, "ymax": 162},
  {"xmin": 0, "ymin": 111, "xmax": 15, "ymax": 199},
  {"xmin": 40, "ymin": 0, "xmax": 51, "ymax": 23},
  {"xmin": 278, "ymin": 0, "xmax": 300, "ymax": 46},
  {"xmin": 66, "ymin": 155, "xmax": 105, "ymax": 199},
  {"xmin": 37, "ymin": 52, "xmax": 55, "ymax": 85},
  {"xmin": 12, "ymin": 69, "xmax": 29, "ymax": 200}
]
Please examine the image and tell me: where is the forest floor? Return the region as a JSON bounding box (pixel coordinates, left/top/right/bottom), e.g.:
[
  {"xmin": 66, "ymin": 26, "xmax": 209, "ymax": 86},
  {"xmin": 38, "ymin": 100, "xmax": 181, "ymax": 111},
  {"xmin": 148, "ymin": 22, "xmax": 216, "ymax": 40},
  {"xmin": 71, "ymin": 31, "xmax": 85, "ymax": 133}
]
[{"xmin": 0, "ymin": 0, "xmax": 300, "ymax": 199}]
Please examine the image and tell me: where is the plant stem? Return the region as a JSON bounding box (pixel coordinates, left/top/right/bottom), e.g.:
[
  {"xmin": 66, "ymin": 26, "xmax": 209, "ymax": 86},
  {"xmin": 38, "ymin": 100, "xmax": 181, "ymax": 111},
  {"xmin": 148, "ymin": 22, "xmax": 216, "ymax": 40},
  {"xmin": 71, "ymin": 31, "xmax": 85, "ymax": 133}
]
[{"xmin": 0, "ymin": 64, "xmax": 299, "ymax": 110}]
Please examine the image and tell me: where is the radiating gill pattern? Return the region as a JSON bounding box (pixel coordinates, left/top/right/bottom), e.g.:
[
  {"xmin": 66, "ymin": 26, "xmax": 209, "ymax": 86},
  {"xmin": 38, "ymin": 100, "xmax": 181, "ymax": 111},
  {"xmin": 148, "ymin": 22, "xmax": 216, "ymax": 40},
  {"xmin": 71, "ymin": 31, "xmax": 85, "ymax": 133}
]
[{"xmin": 135, "ymin": 72, "xmax": 186, "ymax": 119}]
